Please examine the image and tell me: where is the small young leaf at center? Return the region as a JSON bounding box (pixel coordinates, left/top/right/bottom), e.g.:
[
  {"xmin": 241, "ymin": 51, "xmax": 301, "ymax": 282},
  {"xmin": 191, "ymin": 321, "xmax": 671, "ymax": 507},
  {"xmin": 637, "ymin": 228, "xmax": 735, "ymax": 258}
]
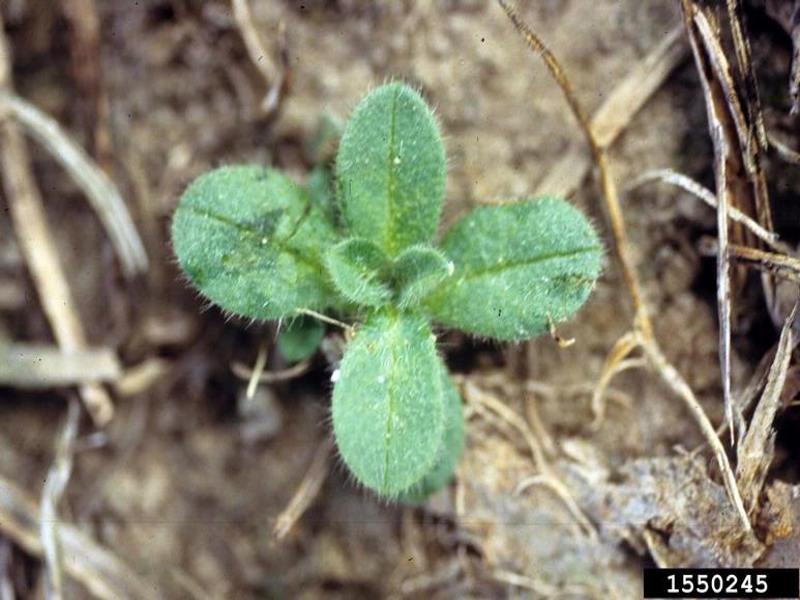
[
  {"xmin": 325, "ymin": 237, "xmax": 392, "ymax": 307},
  {"xmin": 332, "ymin": 310, "xmax": 445, "ymax": 496},
  {"xmin": 391, "ymin": 244, "xmax": 453, "ymax": 309}
]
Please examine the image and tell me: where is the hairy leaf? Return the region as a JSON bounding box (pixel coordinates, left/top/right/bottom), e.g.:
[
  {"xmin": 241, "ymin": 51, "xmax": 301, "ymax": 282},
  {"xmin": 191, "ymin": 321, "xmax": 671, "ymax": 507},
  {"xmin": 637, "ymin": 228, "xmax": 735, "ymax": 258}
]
[
  {"xmin": 325, "ymin": 238, "xmax": 392, "ymax": 307},
  {"xmin": 277, "ymin": 316, "xmax": 325, "ymax": 362},
  {"xmin": 427, "ymin": 198, "xmax": 602, "ymax": 340},
  {"xmin": 336, "ymin": 82, "xmax": 445, "ymax": 256},
  {"xmin": 307, "ymin": 165, "xmax": 337, "ymax": 226},
  {"xmin": 171, "ymin": 166, "xmax": 339, "ymax": 319},
  {"xmin": 332, "ymin": 310, "xmax": 445, "ymax": 496},
  {"xmin": 397, "ymin": 364, "xmax": 464, "ymax": 503},
  {"xmin": 391, "ymin": 244, "xmax": 453, "ymax": 309}
]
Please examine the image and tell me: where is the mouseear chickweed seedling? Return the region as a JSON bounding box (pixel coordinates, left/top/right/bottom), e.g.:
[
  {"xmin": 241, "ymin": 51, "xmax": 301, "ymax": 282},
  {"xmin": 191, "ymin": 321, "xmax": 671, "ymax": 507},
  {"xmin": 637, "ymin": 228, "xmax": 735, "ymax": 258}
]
[{"xmin": 171, "ymin": 82, "xmax": 603, "ymax": 501}]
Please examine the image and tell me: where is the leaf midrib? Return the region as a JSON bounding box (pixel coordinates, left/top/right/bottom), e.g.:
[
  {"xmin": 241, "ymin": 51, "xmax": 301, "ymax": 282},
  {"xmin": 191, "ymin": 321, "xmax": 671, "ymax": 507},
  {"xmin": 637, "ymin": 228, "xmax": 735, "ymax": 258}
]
[
  {"xmin": 451, "ymin": 245, "xmax": 602, "ymax": 283},
  {"xmin": 381, "ymin": 314, "xmax": 399, "ymax": 492},
  {"xmin": 384, "ymin": 86, "xmax": 399, "ymax": 255},
  {"xmin": 184, "ymin": 204, "xmax": 326, "ymax": 274}
]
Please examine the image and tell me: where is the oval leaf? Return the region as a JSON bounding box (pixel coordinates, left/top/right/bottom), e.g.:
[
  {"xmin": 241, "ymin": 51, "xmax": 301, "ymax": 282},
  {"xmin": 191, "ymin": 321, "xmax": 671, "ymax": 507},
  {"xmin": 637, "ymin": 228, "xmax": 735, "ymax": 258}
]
[
  {"xmin": 426, "ymin": 198, "xmax": 602, "ymax": 340},
  {"xmin": 397, "ymin": 364, "xmax": 464, "ymax": 504},
  {"xmin": 171, "ymin": 166, "xmax": 339, "ymax": 320},
  {"xmin": 277, "ymin": 316, "xmax": 325, "ymax": 362},
  {"xmin": 325, "ymin": 237, "xmax": 392, "ymax": 307},
  {"xmin": 391, "ymin": 244, "xmax": 453, "ymax": 309},
  {"xmin": 332, "ymin": 310, "xmax": 445, "ymax": 496},
  {"xmin": 336, "ymin": 82, "xmax": 446, "ymax": 256}
]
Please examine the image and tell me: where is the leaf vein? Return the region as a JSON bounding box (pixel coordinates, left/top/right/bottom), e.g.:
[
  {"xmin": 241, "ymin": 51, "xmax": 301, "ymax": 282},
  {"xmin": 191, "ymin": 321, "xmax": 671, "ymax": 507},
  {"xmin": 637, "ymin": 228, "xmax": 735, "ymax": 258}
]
[
  {"xmin": 183, "ymin": 204, "xmax": 325, "ymax": 273},
  {"xmin": 454, "ymin": 245, "xmax": 601, "ymax": 283},
  {"xmin": 385, "ymin": 86, "xmax": 399, "ymax": 254}
]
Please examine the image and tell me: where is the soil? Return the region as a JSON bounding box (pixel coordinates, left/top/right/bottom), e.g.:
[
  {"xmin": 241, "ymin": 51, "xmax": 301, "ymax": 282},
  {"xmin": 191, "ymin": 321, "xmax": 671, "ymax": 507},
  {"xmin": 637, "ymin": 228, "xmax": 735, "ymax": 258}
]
[{"xmin": 1, "ymin": 1, "xmax": 800, "ymax": 599}]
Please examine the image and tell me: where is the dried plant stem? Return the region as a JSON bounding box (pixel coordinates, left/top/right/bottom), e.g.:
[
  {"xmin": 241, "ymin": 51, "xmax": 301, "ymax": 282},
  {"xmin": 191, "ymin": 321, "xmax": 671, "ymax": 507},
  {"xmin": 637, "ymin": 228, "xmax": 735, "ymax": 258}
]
[
  {"xmin": 628, "ymin": 169, "xmax": 785, "ymax": 251},
  {"xmin": 536, "ymin": 25, "xmax": 688, "ymax": 198},
  {"xmin": 639, "ymin": 333, "xmax": 750, "ymax": 530},
  {"xmin": 736, "ymin": 301, "xmax": 797, "ymax": 514},
  {"xmin": 295, "ymin": 308, "xmax": 353, "ymax": 333},
  {"xmin": 0, "ymin": 91, "xmax": 147, "ymax": 277},
  {"xmin": 0, "ymin": 474, "xmax": 160, "ymax": 600},
  {"xmin": 245, "ymin": 340, "xmax": 269, "ymax": 399},
  {"xmin": 231, "ymin": 0, "xmax": 286, "ymax": 114},
  {"xmin": 0, "ymin": 344, "xmax": 121, "ymax": 388},
  {"xmin": 462, "ymin": 380, "xmax": 598, "ymax": 541},
  {"xmin": 231, "ymin": 359, "xmax": 311, "ymax": 383},
  {"xmin": 497, "ymin": 0, "xmax": 751, "ymax": 533},
  {"xmin": 492, "ymin": 568, "xmax": 596, "ymax": 599},
  {"xmin": 0, "ymin": 14, "xmax": 114, "ymax": 425},
  {"xmin": 769, "ymin": 134, "xmax": 800, "ymax": 165},
  {"xmin": 40, "ymin": 400, "xmax": 80, "ymax": 600},
  {"xmin": 590, "ymin": 331, "xmax": 640, "ymax": 427},
  {"xmin": 726, "ymin": 244, "xmax": 800, "ymax": 282},
  {"xmin": 272, "ymin": 436, "xmax": 334, "ymax": 542}
]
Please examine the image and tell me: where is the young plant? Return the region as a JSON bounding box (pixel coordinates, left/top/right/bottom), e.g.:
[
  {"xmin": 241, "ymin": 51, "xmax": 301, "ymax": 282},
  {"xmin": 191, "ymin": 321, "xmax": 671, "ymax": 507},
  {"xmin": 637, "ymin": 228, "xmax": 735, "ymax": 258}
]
[{"xmin": 171, "ymin": 82, "xmax": 603, "ymax": 500}]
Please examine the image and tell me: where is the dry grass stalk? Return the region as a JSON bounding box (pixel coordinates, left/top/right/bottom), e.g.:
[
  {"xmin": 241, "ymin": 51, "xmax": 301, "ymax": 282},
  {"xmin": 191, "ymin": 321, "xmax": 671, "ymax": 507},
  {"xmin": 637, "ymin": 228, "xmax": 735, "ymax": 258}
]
[
  {"xmin": 534, "ymin": 23, "xmax": 689, "ymax": 199},
  {"xmin": 245, "ymin": 340, "xmax": 269, "ymax": 400},
  {"xmin": 0, "ymin": 343, "xmax": 121, "ymax": 388},
  {"xmin": 230, "ymin": 358, "xmax": 311, "ymax": 384},
  {"xmin": 765, "ymin": 0, "xmax": 800, "ymax": 113},
  {"xmin": 231, "ymin": 0, "xmax": 287, "ymax": 114},
  {"xmin": 628, "ymin": 169, "xmax": 785, "ymax": 252},
  {"xmin": 461, "ymin": 379, "xmax": 598, "ymax": 542},
  {"xmin": 498, "ymin": 0, "xmax": 752, "ymax": 532},
  {"xmin": 0, "ymin": 13, "xmax": 114, "ymax": 426},
  {"xmin": 736, "ymin": 301, "xmax": 797, "ymax": 515},
  {"xmin": 727, "ymin": 244, "xmax": 800, "ymax": 283},
  {"xmin": 589, "ymin": 331, "xmax": 640, "ymax": 428},
  {"xmin": 0, "ymin": 92, "xmax": 147, "ymax": 277},
  {"xmin": 684, "ymin": 7, "xmax": 736, "ymax": 442},
  {"xmin": 272, "ymin": 436, "xmax": 334, "ymax": 542},
  {"xmin": 113, "ymin": 357, "xmax": 171, "ymax": 397},
  {"xmin": 725, "ymin": 0, "xmax": 769, "ymax": 149},
  {"xmin": 769, "ymin": 134, "xmax": 800, "ymax": 165},
  {"xmin": 40, "ymin": 400, "xmax": 80, "ymax": 600},
  {"xmin": 0, "ymin": 474, "xmax": 160, "ymax": 600},
  {"xmin": 491, "ymin": 568, "xmax": 596, "ymax": 599},
  {"xmin": 685, "ymin": 1, "xmax": 777, "ymax": 322}
]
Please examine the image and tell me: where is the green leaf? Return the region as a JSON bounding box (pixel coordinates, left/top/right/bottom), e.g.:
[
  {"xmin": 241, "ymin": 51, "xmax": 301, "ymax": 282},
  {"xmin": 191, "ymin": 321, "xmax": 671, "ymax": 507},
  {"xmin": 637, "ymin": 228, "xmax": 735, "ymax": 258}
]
[
  {"xmin": 277, "ymin": 316, "xmax": 325, "ymax": 362},
  {"xmin": 171, "ymin": 166, "xmax": 340, "ymax": 320},
  {"xmin": 325, "ymin": 237, "xmax": 392, "ymax": 307},
  {"xmin": 391, "ymin": 244, "xmax": 453, "ymax": 309},
  {"xmin": 307, "ymin": 166, "xmax": 338, "ymax": 226},
  {"xmin": 332, "ymin": 310, "xmax": 445, "ymax": 496},
  {"xmin": 336, "ymin": 82, "xmax": 446, "ymax": 256},
  {"xmin": 397, "ymin": 363, "xmax": 464, "ymax": 504},
  {"xmin": 426, "ymin": 198, "xmax": 603, "ymax": 340}
]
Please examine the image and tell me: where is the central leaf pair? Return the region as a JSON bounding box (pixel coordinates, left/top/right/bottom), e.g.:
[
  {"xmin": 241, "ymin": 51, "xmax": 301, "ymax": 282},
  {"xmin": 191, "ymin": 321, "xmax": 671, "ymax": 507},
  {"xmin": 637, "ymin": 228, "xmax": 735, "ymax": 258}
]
[{"xmin": 325, "ymin": 239, "xmax": 452, "ymax": 309}]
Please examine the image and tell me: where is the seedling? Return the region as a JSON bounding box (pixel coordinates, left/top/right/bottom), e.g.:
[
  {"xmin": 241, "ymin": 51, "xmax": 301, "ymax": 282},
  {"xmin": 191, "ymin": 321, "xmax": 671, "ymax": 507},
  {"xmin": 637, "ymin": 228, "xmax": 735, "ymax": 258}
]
[{"xmin": 170, "ymin": 82, "xmax": 603, "ymax": 500}]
